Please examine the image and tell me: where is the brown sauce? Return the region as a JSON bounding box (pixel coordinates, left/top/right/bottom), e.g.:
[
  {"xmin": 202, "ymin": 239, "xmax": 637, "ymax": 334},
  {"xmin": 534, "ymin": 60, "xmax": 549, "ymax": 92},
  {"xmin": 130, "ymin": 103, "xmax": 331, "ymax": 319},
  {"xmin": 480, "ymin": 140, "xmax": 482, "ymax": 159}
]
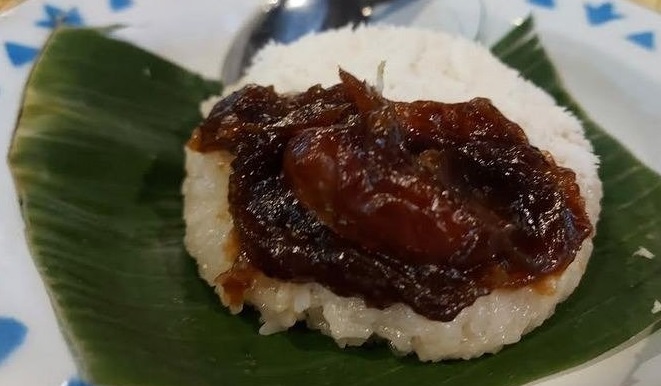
[{"xmin": 189, "ymin": 69, "xmax": 592, "ymax": 322}]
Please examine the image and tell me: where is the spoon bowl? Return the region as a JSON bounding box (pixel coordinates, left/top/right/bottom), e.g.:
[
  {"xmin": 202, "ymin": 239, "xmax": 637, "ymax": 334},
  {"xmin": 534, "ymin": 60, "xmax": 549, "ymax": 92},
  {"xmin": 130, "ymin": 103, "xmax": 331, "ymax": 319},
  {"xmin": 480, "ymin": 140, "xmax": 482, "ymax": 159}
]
[{"xmin": 221, "ymin": 0, "xmax": 371, "ymax": 85}]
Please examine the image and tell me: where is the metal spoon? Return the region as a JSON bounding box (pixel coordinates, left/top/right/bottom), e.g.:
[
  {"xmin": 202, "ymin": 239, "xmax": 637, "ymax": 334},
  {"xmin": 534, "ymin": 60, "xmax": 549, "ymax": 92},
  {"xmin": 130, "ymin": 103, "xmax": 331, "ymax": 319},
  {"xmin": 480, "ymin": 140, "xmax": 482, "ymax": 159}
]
[
  {"xmin": 221, "ymin": 0, "xmax": 484, "ymax": 85},
  {"xmin": 220, "ymin": 0, "xmax": 407, "ymax": 85}
]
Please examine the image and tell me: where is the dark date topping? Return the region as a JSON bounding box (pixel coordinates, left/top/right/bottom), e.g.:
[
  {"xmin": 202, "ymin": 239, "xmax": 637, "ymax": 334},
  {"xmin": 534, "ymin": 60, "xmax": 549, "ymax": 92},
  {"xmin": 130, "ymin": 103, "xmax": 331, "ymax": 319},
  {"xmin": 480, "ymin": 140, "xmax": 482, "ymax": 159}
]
[{"xmin": 189, "ymin": 69, "xmax": 592, "ymax": 322}]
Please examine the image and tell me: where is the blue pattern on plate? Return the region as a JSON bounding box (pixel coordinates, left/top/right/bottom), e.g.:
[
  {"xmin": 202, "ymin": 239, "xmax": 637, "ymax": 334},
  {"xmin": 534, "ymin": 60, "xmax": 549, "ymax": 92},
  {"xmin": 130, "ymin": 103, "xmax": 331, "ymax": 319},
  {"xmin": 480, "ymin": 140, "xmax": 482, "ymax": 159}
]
[
  {"xmin": 0, "ymin": 317, "xmax": 28, "ymax": 366},
  {"xmin": 110, "ymin": 0, "xmax": 133, "ymax": 12},
  {"xmin": 585, "ymin": 2, "xmax": 624, "ymax": 25},
  {"xmin": 4, "ymin": 42, "xmax": 40, "ymax": 67},
  {"xmin": 35, "ymin": 4, "xmax": 84, "ymax": 29},
  {"xmin": 66, "ymin": 377, "xmax": 94, "ymax": 386},
  {"xmin": 528, "ymin": 0, "xmax": 556, "ymax": 9},
  {"xmin": 627, "ymin": 31, "xmax": 656, "ymax": 50},
  {"xmin": 4, "ymin": 4, "xmax": 87, "ymax": 67}
]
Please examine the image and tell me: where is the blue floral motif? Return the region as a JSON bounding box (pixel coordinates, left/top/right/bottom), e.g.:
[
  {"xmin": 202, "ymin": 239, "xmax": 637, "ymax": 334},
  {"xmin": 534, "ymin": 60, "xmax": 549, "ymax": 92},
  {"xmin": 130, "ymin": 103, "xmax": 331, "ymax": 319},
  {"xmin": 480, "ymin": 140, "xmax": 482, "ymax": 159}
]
[
  {"xmin": 0, "ymin": 317, "xmax": 28, "ymax": 366},
  {"xmin": 528, "ymin": 0, "xmax": 556, "ymax": 9},
  {"xmin": 35, "ymin": 4, "xmax": 84, "ymax": 29},
  {"xmin": 4, "ymin": 42, "xmax": 40, "ymax": 67},
  {"xmin": 4, "ymin": 4, "xmax": 88, "ymax": 67},
  {"xmin": 110, "ymin": 0, "xmax": 133, "ymax": 12},
  {"xmin": 626, "ymin": 31, "xmax": 656, "ymax": 50},
  {"xmin": 585, "ymin": 2, "xmax": 624, "ymax": 25}
]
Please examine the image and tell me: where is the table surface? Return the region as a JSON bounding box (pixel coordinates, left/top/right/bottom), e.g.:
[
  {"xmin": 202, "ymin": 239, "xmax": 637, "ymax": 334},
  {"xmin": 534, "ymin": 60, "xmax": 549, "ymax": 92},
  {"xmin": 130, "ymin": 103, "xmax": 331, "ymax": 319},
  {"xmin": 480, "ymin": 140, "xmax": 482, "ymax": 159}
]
[{"xmin": 632, "ymin": 0, "xmax": 661, "ymax": 11}]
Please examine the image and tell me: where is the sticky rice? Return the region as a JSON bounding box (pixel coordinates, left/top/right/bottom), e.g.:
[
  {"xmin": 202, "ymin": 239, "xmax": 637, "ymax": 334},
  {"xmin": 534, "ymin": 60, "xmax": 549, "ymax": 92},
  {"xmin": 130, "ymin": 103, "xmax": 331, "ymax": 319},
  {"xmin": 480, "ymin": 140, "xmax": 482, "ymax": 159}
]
[{"xmin": 183, "ymin": 25, "xmax": 602, "ymax": 361}]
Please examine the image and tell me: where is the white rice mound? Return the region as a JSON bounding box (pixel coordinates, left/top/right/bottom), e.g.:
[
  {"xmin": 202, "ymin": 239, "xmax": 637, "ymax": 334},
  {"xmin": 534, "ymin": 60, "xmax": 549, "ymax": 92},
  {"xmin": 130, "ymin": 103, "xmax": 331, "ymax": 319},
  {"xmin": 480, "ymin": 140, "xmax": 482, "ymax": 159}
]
[{"xmin": 183, "ymin": 25, "xmax": 602, "ymax": 361}]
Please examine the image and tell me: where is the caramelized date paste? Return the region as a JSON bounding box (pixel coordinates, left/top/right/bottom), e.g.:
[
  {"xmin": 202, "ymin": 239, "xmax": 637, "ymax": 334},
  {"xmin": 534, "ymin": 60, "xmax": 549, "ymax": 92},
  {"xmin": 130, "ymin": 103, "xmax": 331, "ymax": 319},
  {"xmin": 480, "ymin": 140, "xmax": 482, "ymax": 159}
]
[{"xmin": 189, "ymin": 69, "xmax": 592, "ymax": 322}]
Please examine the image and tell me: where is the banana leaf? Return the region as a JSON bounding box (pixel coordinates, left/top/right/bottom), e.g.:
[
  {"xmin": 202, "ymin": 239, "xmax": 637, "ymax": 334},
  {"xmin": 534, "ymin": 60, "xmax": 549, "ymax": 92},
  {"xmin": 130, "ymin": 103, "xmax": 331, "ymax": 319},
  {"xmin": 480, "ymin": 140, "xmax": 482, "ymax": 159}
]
[{"xmin": 8, "ymin": 18, "xmax": 661, "ymax": 386}]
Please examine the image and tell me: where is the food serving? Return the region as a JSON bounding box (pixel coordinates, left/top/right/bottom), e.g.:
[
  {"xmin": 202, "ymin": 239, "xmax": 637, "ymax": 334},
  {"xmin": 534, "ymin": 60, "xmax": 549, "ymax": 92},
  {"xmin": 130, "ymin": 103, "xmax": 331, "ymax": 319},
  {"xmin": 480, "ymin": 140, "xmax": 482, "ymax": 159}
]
[{"xmin": 182, "ymin": 25, "xmax": 602, "ymax": 361}]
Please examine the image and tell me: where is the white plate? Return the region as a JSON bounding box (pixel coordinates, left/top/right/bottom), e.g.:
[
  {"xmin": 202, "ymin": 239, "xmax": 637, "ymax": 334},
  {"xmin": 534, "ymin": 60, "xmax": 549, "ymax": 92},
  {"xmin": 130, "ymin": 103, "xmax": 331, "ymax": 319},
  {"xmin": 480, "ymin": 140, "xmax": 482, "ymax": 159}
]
[{"xmin": 0, "ymin": 0, "xmax": 659, "ymax": 385}]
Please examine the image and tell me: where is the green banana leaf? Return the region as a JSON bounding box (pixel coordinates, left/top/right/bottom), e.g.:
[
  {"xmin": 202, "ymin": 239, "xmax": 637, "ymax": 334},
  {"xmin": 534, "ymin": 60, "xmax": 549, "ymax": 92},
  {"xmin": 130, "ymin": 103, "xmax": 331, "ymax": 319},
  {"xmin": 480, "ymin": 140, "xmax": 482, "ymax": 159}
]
[{"xmin": 8, "ymin": 18, "xmax": 661, "ymax": 386}]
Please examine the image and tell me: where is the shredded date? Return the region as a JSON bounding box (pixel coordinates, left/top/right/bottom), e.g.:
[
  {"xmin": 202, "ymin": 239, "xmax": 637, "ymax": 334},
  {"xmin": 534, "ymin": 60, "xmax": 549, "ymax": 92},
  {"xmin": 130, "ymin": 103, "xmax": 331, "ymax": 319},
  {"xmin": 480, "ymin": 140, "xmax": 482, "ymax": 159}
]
[{"xmin": 188, "ymin": 69, "xmax": 592, "ymax": 322}]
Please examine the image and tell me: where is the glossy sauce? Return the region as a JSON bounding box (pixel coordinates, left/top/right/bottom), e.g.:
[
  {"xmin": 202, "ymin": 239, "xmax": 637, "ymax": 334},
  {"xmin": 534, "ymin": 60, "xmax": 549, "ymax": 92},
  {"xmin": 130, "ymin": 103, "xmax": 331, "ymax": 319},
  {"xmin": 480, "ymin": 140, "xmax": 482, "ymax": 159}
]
[{"xmin": 189, "ymin": 69, "xmax": 592, "ymax": 322}]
